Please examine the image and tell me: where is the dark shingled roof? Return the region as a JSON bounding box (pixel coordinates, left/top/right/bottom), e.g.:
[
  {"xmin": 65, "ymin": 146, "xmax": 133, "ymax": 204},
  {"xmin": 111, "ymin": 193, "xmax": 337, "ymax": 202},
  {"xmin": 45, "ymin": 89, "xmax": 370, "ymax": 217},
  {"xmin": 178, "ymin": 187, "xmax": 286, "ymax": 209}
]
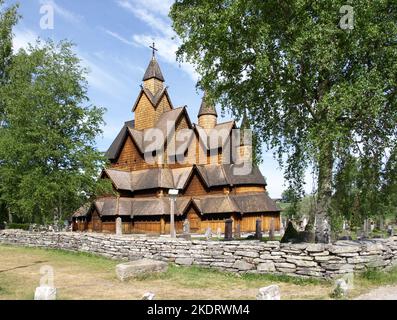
[
  {"xmin": 105, "ymin": 121, "xmax": 135, "ymax": 160},
  {"xmin": 193, "ymin": 196, "xmax": 239, "ymax": 214},
  {"xmin": 196, "ymin": 164, "xmax": 267, "ymax": 188},
  {"xmin": 198, "ymin": 93, "xmax": 218, "ymax": 117},
  {"xmin": 103, "ymin": 164, "xmax": 265, "ymax": 193},
  {"xmin": 106, "ymin": 107, "xmax": 193, "ymax": 160},
  {"xmin": 231, "ymin": 193, "xmax": 281, "ymax": 213},
  {"xmin": 104, "ymin": 167, "xmax": 193, "ymax": 192},
  {"xmin": 143, "ymin": 56, "xmax": 164, "ymax": 82}
]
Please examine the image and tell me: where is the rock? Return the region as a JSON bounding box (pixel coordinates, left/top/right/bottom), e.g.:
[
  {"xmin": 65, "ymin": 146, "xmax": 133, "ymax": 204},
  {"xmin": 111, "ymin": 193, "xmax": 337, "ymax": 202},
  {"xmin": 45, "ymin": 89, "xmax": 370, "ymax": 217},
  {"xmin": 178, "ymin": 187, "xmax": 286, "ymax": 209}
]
[
  {"xmin": 329, "ymin": 245, "xmax": 361, "ymax": 254},
  {"xmin": 257, "ymin": 262, "xmax": 276, "ymax": 272},
  {"xmin": 347, "ymin": 255, "xmax": 379, "ymax": 264},
  {"xmin": 175, "ymin": 257, "xmax": 194, "ymax": 266},
  {"xmin": 34, "ymin": 286, "xmax": 57, "ymax": 300},
  {"xmin": 285, "ymin": 258, "xmax": 317, "ymax": 268},
  {"xmin": 275, "ymin": 262, "xmax": 296, "ymax": 269},
  {"xmin": 233, "ymin": 260, "xmax": 254, "ymax": 271},
  {"xmin": 142, "ymin": 292, "xmax": 155, "ymax": 300},
  {"xmin": 116, "ymin": 259, "xmax": 168, "ymax": 281},
  {"xmin": 306, "ymin": 244, "xmax": 326, "ymax": 252},
  {"xmin": 256, "ymin": 285, "xmax": 281, "ymax": 300},
  {"xmin": 235, "ymin": 250, "xmax": 259, "ymax": 258}
]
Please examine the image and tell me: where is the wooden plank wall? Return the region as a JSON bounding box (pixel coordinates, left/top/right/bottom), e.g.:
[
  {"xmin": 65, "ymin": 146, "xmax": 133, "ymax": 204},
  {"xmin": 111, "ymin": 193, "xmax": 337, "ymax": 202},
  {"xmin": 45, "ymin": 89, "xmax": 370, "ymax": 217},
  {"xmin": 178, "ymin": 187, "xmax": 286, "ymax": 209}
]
[{"xmin": 79, "ymin": 212, "xmax": 280, "ymax": 235}]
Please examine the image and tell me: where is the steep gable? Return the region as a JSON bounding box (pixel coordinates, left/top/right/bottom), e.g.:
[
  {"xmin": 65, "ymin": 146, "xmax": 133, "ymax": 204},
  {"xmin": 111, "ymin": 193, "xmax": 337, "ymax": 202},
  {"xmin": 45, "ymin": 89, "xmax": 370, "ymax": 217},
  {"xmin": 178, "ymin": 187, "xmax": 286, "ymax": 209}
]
[{"xmin": 134, "ymin": 89, "xmax": 173, "ymax": 130}]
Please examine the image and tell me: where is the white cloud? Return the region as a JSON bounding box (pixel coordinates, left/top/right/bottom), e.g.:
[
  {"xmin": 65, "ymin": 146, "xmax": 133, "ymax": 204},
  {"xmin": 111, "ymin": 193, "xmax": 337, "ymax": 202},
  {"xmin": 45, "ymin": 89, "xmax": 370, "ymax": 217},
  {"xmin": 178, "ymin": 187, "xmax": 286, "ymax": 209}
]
[
  {"xmin": 78, "ymin": 51, "xmax": 130, "ymax": 97},
  {"xmin": 116, "ymin": 0, "xmax": 199, "ymax": 82},
  {"xmin": 103, "ymin": 28, "xmax": 137, "ymax": 47},
  {"xmin": 39, "ymin": 0, "xmax": 83, "ymax": 25},
  {"xmin": 13, "ymin": 28, "xmax": 38, "ymax": 52},
  {"xmin": 117, "ymin": 0, "xmax": 174, "ymax": 19}
]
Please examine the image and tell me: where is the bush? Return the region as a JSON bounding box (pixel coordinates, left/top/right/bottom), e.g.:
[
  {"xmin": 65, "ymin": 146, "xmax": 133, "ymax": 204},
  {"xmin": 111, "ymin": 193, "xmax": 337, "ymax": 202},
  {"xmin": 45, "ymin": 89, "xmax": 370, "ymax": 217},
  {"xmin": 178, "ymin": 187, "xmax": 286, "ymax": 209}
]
[
  {"xmin": 6, "ymin": 223, "xmax": 30, "ymax": 231},
  {"xmin": 0, "ymin": 222, "xmax": 5, "ymax": 230},
  {"xmin": 281, "ymin": 221, "xmax": 300, "ymax": 243}
]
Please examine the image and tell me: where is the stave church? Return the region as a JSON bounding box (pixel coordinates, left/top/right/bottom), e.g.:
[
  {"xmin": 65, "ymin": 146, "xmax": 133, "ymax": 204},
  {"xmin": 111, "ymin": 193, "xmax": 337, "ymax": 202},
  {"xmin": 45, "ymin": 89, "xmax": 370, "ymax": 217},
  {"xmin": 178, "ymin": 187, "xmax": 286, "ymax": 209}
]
[{"xmin": 72, "ymin": 47, "xmax": 281, "ymax": 235}]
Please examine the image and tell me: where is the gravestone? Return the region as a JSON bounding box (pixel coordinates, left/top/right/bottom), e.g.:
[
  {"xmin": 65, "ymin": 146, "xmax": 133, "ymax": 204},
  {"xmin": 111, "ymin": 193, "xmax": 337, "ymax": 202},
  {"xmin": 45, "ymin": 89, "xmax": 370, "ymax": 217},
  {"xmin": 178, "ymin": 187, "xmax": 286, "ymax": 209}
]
[
  {"xmin": 256, "ymin": 285, "xmax": 280, "ymax": 300},
  {"xmin": 142, "ymin": 292, "xmax": 155, "ymax": 300},
  {"xmin": 205, "ymin": 227, "xmax": 212, "ymax": 240},
  {"xmin": 183, "ymin": 219, "xmax": 190, "ymax": 234},
  {"xmin": 255, "ymin": 219, "xmax": 262, "ymax": 240},
  {"xmin": 269, "ymin": 218, "xmax": 275, "ymax": 241},
  {"xmin": 216, "ymin": 227, "xmax": 222, "ymax": 238},
  {"xmin": 387, "ymin": 225, "xmax": 394, "ymax": 237},
  {"xmin": 234, "ymin": 223, "xmax": 241, "ymax": 239},
  {"xmin": 362, "ymin": 219, "xmax": 370, "ymax": 239},
  {"xmin": 116, "ymin": 217, "xmax": 122, "ymax": 236},
  {"xmin": 333, "ymin": 279, "xmax": 349, "ymax": 298},
  {"xmin": 34, "ymin": 286, "xmax": 57, "ymax": 300},
  {"xmin": 224, "ymin": 219, "xmax": 233, "ymax": 241}
]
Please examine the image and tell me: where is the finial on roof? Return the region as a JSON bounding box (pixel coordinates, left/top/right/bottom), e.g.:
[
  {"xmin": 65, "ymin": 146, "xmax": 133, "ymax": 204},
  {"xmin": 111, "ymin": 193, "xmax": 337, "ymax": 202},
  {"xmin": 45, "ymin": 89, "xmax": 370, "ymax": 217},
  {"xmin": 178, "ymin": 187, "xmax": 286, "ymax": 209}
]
[
  {"xmin": 143, "ymin": 42, "xmax": 164, "ymax": 82},
  {"xmin": 198, "ymin": 92, "xmax": 218, "ymax": 117},
  {"xmin": 149, "ymin": 42, "xmax": 158, "ymax": 58}
]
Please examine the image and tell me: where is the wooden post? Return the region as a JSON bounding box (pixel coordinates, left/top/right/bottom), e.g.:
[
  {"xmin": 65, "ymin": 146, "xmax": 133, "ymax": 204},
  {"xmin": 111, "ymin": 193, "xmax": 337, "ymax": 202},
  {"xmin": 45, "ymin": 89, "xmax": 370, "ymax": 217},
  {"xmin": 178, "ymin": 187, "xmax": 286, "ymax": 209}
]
[
  {"xmin": 255, "ymin": 219, "xmax": 262, "ymax": 240},
  {"xmin": 160, "ymin": 216, "xmax": 165, "ymax": 235},
  {"xmin": 170, "ymin": 197, "xmax": 176, "ymax": 238},
  {"xmin": 224, "ymin": 219, "xmax": 233, "ymax": 241},
  {"xmin": 234, "ymin": 223, "xmax": 241, "ymax": 239},
  {"xmin": 269, "ymin": 218, "xmax": 275, "ymax": 241}
]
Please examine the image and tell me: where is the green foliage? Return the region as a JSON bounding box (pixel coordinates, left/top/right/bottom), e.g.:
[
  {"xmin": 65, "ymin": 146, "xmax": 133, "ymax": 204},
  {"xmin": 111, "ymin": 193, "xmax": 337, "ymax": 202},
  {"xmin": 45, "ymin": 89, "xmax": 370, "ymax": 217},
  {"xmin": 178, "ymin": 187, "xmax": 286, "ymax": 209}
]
[
  {"xmin": 6, "ymin": 223, "xmax": 29, "ymax": 230},
  {"xmin": 360, "ymin": 267, "xmax": 397, "ymax": 286},
  {"xmin": 281, "ymin": 221, "xmax": 299, "ymax": 243},
  {"xmin": 0, "ymin": 15, "xmax": 113, "ymax": 222},
  {"xmin": 0, "ymin": 1, "xmax": 19, "ymax": 82},
  {"xmin": 170, "ymin": 1, "xmax": 397, "ymax": 236}
]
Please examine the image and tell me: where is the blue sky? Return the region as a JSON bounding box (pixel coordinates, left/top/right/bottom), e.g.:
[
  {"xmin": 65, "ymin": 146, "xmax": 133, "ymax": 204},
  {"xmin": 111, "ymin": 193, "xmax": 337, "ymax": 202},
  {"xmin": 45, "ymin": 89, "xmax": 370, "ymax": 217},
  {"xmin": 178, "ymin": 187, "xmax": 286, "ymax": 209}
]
[{"xmin": 5, "ymin": 0, "xmax": 314, "ymax": 198}]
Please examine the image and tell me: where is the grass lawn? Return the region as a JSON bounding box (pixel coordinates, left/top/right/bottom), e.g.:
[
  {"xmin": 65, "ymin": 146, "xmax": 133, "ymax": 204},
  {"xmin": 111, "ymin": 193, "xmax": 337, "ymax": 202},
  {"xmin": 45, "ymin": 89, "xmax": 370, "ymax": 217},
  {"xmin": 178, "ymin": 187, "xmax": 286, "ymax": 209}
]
[{"xmin": 0, "ymin": 245, "xmax": 396, "ymax": 300}]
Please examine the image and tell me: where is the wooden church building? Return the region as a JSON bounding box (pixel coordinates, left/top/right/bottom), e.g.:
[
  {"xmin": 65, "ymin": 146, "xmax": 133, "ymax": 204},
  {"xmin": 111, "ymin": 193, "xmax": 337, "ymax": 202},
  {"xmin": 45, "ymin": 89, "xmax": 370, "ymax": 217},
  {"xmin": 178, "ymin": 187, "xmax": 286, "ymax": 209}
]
[{"xmin": 72, "ymin": 49, "xmax": 281, "ymax": 235}]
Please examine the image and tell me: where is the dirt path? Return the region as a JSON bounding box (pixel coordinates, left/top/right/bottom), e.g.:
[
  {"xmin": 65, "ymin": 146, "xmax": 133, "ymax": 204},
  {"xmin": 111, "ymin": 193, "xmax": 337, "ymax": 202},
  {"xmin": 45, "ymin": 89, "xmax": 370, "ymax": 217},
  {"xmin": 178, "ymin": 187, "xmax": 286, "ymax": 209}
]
[{"xmin": 355, "ymin": 285, "xmax": 397, "ymax": 300}]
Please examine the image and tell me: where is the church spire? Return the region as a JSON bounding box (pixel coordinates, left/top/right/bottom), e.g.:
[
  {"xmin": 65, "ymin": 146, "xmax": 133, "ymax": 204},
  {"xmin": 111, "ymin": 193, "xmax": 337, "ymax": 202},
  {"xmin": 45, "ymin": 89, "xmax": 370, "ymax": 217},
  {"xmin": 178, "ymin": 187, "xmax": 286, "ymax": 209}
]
[
  {"xmin": 198, "ymin": 92, "xmax": 218, "ymax": 130},
  {"xmin": 198, "ymin": 92, "xmax": 218, "ymax": 117},
  {"xmin": 142, "ymin": 42, "xmax": 164, "ymax": 82}
]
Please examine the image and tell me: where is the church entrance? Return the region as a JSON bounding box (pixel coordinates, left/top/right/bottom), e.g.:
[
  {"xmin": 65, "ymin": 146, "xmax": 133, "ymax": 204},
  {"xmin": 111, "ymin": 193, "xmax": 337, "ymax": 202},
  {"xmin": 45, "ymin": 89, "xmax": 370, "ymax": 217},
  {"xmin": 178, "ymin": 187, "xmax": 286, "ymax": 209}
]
[{"xmin": 187, "ymin": 206, "xmax": 201, "ymax": 233}]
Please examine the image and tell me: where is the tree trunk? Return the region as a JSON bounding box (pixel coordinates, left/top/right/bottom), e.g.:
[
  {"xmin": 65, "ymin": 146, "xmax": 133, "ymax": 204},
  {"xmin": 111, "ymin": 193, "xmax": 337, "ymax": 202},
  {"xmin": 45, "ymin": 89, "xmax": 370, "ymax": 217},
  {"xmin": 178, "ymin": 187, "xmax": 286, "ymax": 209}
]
[
  {"xmin": 7, "ymin": 207, "xmax": 13, "ymax": 224},
  {"xmin": 315, "ymin": 143, "xmax": 333, "ymax": 243}
]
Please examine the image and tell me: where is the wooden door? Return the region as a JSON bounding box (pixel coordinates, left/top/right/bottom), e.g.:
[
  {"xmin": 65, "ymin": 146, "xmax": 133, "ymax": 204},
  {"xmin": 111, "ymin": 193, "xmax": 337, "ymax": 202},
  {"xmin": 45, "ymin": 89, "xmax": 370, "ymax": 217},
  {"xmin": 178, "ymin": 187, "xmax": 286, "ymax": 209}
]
[
  {"xmin": 188, "ymin": 209, "xmax": 201, "ymax": 233},
  {"xmin": 92, "ymin": 210, "xmax": 102, "ymax": 232}
]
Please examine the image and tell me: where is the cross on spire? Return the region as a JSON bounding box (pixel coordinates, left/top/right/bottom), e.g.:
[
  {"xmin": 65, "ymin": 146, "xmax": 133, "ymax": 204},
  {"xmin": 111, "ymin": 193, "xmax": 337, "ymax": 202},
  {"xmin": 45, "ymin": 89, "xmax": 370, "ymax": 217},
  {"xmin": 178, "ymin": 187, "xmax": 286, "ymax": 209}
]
[{"xmin": 149, "ymin": 42, "xmax": 158, "ymax": 58}]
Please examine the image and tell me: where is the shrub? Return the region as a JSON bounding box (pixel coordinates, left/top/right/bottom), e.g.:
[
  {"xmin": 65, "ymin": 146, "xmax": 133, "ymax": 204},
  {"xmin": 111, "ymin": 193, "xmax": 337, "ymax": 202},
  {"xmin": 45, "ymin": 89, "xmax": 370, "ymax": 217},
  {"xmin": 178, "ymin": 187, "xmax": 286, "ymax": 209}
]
[
  {"xmin": 281, "ymin": 221, "xmax": 299, "ymax": 243},
  {"xmin": 6, "ymin": 223, "xmax": 30, "ymax": 231}
]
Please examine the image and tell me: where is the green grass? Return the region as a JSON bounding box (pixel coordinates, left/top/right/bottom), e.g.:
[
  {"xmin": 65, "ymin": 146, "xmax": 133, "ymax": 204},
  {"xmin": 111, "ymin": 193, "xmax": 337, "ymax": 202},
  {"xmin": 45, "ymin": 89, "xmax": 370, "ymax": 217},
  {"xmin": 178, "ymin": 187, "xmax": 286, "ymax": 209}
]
[
  {"xmin": 2, "ymin": 244, "xmax": 397, "ymax": 300},
  {"xmin": 359, "ymin": 267, "xmax": 397, "ymax": 286},
  {"xmin": 135, "ymin": 264, "xmax": 329, "ymax": 288}
]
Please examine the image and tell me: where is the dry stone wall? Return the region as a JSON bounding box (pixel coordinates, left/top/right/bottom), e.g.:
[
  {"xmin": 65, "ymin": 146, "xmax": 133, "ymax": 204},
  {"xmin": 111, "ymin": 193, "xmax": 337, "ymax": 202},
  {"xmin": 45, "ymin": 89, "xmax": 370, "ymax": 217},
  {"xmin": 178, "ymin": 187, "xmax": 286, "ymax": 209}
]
[{"xmin": 1, "ymin": 230, "xmax": 397, "ymax": 279}]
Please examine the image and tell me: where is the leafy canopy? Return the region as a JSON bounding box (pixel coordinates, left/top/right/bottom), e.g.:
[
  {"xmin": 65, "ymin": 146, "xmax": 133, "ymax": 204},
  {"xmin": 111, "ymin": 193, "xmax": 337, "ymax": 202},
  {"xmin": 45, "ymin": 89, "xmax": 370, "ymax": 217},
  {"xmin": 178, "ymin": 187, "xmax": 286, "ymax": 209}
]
[
  {"xmin": 170, "ymin": 0, "xmax": 397, "ymax": 223},
  {"xmin": 0, "ymin": 39, "xmax": 111, "ymax": 222}
]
